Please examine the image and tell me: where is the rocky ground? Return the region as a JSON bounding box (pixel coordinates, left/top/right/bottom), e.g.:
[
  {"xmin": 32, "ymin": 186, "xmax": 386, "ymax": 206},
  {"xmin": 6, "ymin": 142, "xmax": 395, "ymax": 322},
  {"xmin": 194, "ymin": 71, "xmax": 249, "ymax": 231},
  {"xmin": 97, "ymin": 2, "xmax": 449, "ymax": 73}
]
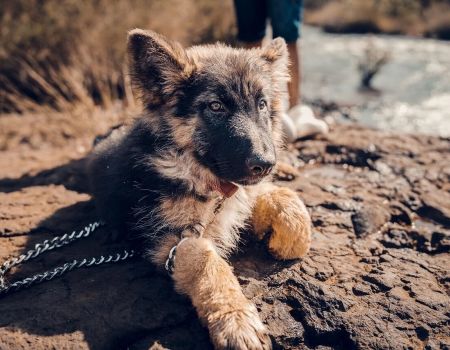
[{"xmin": 0, "ymin": 109, "xmax": 449, "ymax": 350}]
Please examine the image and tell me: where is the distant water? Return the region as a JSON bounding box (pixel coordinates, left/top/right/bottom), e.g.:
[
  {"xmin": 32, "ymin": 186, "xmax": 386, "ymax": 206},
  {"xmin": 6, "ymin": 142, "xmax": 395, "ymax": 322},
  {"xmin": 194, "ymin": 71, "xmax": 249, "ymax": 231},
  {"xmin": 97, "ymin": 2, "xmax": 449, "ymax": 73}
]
[{"xmin": 301, "ymin": 26, "xmax": 450, "ymax": 137}]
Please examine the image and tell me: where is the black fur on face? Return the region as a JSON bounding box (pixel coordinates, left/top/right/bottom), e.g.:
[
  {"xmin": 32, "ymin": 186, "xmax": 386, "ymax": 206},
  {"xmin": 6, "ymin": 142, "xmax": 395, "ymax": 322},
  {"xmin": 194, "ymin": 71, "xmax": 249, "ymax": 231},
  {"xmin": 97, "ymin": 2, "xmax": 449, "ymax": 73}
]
[
  {"xmin": 178, "ymin": 64, "xmax": 276, "ymax": 185},
  {"xmin": 127, "ymin": 29, "xmax": 289, "ymax": 185}
]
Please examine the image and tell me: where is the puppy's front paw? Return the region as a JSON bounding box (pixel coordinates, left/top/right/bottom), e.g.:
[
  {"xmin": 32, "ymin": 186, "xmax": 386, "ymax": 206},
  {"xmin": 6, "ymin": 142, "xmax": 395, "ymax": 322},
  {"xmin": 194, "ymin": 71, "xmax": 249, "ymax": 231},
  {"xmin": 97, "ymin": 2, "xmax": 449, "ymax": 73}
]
[
  {"xmin": 252, "ymin": 187, "xmax": 311, "ymax": 260},
  {"xmin": 209, "ymin": 304, "xmax": 272, "ymax": 350}
]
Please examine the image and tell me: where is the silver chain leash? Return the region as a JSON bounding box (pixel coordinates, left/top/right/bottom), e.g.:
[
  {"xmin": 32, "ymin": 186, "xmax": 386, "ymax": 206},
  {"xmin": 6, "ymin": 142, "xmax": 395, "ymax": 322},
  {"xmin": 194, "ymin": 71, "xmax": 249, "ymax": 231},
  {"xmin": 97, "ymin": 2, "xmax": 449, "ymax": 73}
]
[
  {"xmin": 1, "ymin": 194, "xmax": 228, "ymax": 294},
  {"xmin": 0, "ymin": 221, "xmax": 135, "ymax": 296}
]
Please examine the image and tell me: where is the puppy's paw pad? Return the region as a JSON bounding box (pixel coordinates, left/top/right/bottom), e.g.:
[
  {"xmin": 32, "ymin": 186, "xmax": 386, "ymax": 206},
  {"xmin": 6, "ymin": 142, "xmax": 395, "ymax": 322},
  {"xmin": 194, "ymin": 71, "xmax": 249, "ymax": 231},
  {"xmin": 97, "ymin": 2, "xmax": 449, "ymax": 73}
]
[{"xmin": 210, "ymin": 307, "xmax": 272, "ymax": 350}]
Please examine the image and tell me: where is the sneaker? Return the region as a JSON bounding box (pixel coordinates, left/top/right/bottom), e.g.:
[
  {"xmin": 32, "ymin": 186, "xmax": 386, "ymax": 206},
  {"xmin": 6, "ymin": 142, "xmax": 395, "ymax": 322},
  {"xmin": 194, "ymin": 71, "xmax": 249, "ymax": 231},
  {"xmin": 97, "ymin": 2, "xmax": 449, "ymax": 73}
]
[
  {"xmin": 280, "ymin": 112, "xmax": 297, "ymax": 143},
  {"xmin": 288, "ymin": 105, "xmax": 329, "ymax": 139}
]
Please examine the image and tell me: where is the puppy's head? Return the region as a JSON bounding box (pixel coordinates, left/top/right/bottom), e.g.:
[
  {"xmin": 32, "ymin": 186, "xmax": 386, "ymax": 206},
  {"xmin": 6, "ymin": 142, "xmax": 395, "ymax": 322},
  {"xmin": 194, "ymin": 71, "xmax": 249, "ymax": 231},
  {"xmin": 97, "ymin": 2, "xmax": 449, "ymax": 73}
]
[{"xmin": 128, "ymin": 29, "xmax": 289, "ymax": 186}]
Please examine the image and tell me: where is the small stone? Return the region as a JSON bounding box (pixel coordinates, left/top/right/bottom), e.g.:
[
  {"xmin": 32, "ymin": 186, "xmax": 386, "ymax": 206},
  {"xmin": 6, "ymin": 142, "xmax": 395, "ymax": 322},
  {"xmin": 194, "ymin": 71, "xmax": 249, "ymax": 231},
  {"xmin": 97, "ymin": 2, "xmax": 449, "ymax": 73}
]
[
  {"xmin": 363, "ymin": 272, "xmax": 398, "ymax": 291},
  {"xmin": 379, "ymin": 254, "xmax": 393, "ymax": 263},
  {"xmin": 353, "ymin": 283, "xmax": 373, "ymax": 296},
  {"xmin": 361, "ymin": 256, "xmax": 379, "ymax": 264},
  {"xmin": 420, "ymin": 187, "xmax": 450, "ymax": 226},
  {"xmin": 351, "ymin": 204, "xmax": 390, "ymax": 238}
]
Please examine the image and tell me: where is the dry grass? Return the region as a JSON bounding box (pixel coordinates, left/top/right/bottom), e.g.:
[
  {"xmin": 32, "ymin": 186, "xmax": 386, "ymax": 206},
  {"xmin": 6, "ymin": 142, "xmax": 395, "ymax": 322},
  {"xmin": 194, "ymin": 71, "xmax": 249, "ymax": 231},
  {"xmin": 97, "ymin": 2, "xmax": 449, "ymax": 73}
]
[
  {"xmin": 2, "ymin": 0, "xmax": 449, "ymax": 116},
  {"xmin": 0, "ymin": 0, "xmax": 235, "ymax": 114},
  {"xmin": 304, "ymin": 0, "xmax": 450, "ymax": 38}
]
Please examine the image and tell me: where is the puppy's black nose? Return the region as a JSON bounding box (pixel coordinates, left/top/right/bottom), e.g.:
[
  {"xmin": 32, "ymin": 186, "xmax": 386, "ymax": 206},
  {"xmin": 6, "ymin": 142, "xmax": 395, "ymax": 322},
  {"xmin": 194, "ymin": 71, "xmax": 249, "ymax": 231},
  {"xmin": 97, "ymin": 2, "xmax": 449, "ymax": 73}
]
[{"xmin": 246, "ymin": 156, "xmax": 275, "ymax": 177}]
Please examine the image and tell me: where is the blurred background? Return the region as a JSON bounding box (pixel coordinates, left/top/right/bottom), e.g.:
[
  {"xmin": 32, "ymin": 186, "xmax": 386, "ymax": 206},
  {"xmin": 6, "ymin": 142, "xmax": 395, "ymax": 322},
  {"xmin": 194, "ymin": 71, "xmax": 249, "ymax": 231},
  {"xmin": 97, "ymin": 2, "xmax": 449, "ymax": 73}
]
[{"xmin": 1, "ymin": 0, "xmax": 449, "ymax": 138}]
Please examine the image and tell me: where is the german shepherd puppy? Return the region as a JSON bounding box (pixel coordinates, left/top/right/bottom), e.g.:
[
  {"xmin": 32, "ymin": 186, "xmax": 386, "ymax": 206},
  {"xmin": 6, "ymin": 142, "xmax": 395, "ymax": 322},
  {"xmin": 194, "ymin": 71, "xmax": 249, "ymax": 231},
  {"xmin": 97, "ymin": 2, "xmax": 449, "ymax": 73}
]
[{"xmin": 87, "ymin": 29, "xmax": 312, "ymax": 350}]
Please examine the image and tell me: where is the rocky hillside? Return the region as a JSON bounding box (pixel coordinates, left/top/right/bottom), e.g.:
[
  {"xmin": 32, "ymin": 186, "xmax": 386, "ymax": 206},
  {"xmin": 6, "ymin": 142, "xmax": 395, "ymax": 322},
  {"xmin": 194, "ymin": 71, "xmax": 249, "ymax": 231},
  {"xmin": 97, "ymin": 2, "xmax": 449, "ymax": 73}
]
[{"xmin": 0, "ymin": 110, "xmax": 449, "ymax": 349}]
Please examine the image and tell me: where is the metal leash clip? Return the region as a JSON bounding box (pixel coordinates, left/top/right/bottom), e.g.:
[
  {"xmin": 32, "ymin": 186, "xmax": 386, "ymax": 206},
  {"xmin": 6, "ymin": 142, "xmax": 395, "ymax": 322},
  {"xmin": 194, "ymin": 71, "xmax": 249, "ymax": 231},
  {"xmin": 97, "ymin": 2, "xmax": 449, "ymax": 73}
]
[
  {"xmin": 164, "ymin": 222, "xmax": 206, "ymax": 275},
  {"xmin": 165, "ymin": 237, "xmax": 189, "ymax": 275}
]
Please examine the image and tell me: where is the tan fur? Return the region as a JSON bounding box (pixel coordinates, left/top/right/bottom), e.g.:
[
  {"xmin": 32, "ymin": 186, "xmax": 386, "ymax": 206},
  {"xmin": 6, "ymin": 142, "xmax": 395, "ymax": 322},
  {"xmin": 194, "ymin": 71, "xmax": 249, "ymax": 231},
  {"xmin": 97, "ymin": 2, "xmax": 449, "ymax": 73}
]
[
  {"xmin": 151, "ymin": 149, "xmax": 219, "ymax": 196},
  {"xmin": 172, "ymin": 237, "xmax": 271, "ymax": 350},
  {"xmin": 148, "ymin": 179, "xmax": 312, "ymax": 349},
  {"xmin": 149, "ymin": 342, "xmax": 168, "ymax": 350},
  {"xmin": 166, "ymin": 116, "xmax": 198, "ymax": 149},
  {"xmin": 204, "ymin": 186, "xmax": 252, "ymax": 256},
  {"xmin": 159, "ymin": 195, "xmax": 218, "ymax": 229},
  {"xmin": 149, "ymin": 233, "xmax": 179, "ymax": 267},
  {"xmin": 252, "ymin": 186, "xmax": 311, "ymax": 259}
]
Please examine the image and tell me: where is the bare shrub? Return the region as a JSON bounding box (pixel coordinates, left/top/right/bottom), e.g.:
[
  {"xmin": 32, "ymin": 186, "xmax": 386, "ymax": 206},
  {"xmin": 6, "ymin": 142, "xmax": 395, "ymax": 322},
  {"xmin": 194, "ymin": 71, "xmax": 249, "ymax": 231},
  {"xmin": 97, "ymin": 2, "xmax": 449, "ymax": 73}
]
[
  {"xmin": 357, "ymin": 39, "xmax": 390, "ymax": 90},
  {"xmin": 0, "ymin": 0, "xmax": 235, "ymax": 113}
]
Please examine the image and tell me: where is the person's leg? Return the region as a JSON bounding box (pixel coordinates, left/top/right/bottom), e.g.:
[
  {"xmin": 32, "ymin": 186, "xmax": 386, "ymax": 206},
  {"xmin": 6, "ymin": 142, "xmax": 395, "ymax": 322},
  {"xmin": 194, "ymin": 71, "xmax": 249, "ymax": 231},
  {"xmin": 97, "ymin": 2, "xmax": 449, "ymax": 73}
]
[
  {"xmin": 268, "ymin": 0, "xmax": 328, "ymax": 140},
  {"xmin": 287, "ymin": 41, "xmax": 301, "ymax": 107},
  {"xmin": 233, "ymin": 0, "xmax": 267, "ymax": 49},
  {"xmin": 267, "ymin": 0, "xmax": 303, "ymax": 108},
  {"xmin": 243, "ymin": 40, "xmax": 263, "ymax": 49}
]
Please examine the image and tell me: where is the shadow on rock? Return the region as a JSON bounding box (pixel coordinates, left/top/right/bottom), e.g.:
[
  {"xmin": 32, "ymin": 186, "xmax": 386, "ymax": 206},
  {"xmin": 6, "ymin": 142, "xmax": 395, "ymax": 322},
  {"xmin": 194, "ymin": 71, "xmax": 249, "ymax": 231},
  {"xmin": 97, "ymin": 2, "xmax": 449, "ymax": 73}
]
[
  {"xmin": 0, "ymin": 157, "xmax": 283, "ymax": 350},
  {"xmin": 0, "ymin": 158, "xmax": 90, "ymax": 194},
  {"xmin": 0, "ymin": 159, "xmax": 213, "ymax": 350}
]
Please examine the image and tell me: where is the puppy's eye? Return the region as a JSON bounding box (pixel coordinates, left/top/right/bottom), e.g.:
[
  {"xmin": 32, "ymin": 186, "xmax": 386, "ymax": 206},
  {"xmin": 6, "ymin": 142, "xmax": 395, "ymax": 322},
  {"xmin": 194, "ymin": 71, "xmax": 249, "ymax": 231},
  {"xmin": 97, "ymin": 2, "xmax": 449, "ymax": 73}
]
[
  {"xmin": 209, "ymin": 101, "xmax": 222, "ymax": 112},
  {"xmin": 258, "ymin": 99, "xmax": 267, "ymax": 111}
]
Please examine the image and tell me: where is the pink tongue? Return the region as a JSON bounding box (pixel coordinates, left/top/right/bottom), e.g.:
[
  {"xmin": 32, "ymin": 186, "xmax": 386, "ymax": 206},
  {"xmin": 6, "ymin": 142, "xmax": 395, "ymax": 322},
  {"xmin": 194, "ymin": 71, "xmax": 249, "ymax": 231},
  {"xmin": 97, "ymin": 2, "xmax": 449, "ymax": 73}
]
[{"xmin": 219, "ymin": 180, "xmax": 238, "ymax": 197}]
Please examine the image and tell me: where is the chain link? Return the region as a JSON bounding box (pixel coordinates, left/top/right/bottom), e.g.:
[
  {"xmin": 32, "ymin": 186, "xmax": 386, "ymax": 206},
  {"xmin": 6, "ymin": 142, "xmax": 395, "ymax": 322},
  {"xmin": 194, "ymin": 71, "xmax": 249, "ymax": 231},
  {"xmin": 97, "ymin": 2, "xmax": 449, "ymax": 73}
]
[
  {"xmin": 0, "ymin": 221, "xmax": 135, "ymax": 296},
  {"xmin": 165, "ymin": 195, "xmax": 226, "ymax": 275}
]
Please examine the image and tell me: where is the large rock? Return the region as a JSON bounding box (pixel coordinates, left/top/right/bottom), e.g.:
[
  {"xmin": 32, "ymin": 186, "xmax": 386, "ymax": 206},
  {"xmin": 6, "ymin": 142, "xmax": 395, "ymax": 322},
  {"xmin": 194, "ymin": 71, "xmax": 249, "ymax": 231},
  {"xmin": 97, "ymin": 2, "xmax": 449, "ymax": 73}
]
[{"xmin": 0, "ymin": 113, "xmax": 449, "ymax": 350}]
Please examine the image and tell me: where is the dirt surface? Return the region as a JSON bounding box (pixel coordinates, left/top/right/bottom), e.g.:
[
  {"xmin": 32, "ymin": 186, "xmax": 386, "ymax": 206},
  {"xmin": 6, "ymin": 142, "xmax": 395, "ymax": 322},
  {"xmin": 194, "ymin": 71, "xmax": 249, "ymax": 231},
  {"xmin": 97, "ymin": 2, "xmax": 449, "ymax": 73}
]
[{"xmin": 0, "ymin": 110, "xmax": 449, "ymax": 350}]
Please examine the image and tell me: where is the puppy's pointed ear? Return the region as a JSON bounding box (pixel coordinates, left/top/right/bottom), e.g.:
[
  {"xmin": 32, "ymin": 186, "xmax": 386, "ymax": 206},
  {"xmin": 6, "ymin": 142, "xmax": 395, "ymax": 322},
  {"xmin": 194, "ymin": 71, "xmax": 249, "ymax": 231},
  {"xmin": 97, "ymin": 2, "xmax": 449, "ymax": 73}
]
[
  {"xmin": 261, "ymin": 37, "xmax": 288, "ymax": 64},
  {"xmin": 261, "ymin": 38, "xmax": 290, "ymax": 110},
  {"xmin": 261, "ymin": 37, "xmax": 289, "ymax": 89},
  {"xmin": 127, "ymin": 29, "xmax": 194, "ymax": 108}
]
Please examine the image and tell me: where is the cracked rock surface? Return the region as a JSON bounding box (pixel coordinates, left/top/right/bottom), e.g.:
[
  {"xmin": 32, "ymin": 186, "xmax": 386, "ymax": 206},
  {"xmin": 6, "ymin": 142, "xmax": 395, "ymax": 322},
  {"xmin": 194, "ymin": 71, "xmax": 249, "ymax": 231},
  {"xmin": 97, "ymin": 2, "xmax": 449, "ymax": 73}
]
[{"xmin": 0, "ymin": 112, "xmax": 449, "ymax": 350}]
